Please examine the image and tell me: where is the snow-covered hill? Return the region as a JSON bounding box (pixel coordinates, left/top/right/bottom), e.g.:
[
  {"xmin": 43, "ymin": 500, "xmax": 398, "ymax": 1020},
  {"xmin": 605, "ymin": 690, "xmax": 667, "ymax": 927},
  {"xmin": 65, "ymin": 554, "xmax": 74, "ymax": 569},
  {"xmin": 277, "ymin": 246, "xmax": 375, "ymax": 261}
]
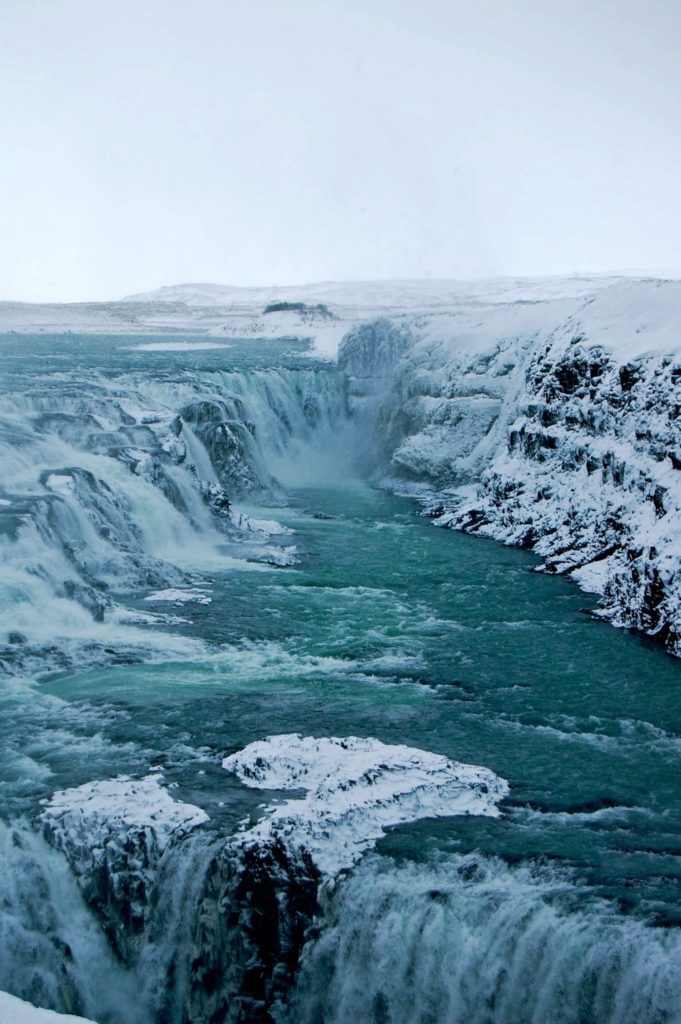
[
  {"xmin": 122, "ymin": 275, "xmax": 623, "ymax": 310},
  {"xmin": 0, "ymin": 274, "xmax": 641, "ymax": 358}
]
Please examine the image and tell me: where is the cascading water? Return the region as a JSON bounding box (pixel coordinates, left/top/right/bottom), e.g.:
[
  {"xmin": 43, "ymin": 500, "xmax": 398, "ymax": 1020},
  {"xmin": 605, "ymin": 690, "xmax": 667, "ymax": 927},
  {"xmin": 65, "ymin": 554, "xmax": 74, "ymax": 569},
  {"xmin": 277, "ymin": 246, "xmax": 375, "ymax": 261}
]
[
  {"xmin": 0, "ymin": 332, "xmax": 375, "ymax": 1023},
  {"xmin": 0, "ymin": 337, "xmax": 351, "ymax": 679},
  {"xmin": 290, "ymin": 854, "xmax": 681, "ymax": 1024},
  {"xmin": 3, "ymin": 331, "xmax": 681, "ymax": 1024}
]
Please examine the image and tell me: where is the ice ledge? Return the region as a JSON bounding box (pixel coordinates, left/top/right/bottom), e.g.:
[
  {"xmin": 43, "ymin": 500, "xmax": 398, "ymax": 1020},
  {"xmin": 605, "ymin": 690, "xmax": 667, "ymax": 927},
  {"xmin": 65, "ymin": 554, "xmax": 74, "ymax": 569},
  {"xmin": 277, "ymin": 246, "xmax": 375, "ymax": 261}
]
[
  {"xmin": 223, "ymin": 733, "xmax": 508, "ymax": 877},
  {"xmin": 0, "ymin": 992, "xmax": 95, "ymax": 1024},
  {"xmin": 41, "ymin": 773, "xmax": 209, "ymax": 852}
]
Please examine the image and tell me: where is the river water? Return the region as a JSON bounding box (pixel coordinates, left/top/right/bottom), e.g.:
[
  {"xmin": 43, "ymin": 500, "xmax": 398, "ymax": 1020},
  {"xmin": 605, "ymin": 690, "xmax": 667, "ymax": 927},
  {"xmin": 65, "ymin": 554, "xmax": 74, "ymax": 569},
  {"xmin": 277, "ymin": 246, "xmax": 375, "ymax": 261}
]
[{"xmin": 1, "ymin": 334, "xmax": 681, "ymax": 1023}]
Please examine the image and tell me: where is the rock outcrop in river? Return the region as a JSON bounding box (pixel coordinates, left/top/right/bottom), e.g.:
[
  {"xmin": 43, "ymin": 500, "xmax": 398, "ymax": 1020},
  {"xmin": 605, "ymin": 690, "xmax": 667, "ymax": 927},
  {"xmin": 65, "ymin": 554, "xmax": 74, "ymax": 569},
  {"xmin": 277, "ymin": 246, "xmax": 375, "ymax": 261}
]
[{"xmin": 33, "ymin": 737, "xmax": 506, "ymax": 1024}]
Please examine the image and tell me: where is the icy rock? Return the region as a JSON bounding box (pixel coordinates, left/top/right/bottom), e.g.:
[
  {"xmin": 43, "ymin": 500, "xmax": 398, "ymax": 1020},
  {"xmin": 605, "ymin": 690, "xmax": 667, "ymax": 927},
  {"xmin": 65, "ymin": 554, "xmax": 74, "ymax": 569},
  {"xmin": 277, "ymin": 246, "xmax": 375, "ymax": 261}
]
[
  {"xmin": 180, "ymin": 399, "xmax": 275, "ymax": 497},
  {"xmin": 228, "ymin": 510, "xmax": 292, "ymax": 536},
  {"xmin": 40, "ymin": 775, "xmax": 208, "ymax": 962},
  {"xmin": 344, "ymin": 279, "xmax": 681, "ymax": 655},
  {"xmin": 184, "ymin": 826, "xmax": 320, "ymax": 1024},
  {"xmin": 223, "ymin": 733, "xmax": 508, "ymax": 877},
  {"xmin": 160, "ymin": 433, "xmax": 187, "ymax": 464},
  {"xmin": 199, "ymin": 480, "xmax": 232, "ymax": 520},
  {"xmin": 185, "ymin": 734, "xmax": 508, "ymax": 1022}
]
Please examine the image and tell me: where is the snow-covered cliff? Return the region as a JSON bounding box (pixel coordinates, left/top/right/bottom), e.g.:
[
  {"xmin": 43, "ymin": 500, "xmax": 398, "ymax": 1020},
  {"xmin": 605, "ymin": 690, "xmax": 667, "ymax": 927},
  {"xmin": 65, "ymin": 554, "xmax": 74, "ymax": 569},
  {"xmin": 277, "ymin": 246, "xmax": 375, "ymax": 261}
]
[{"xmin": 340, "ymin": 279, "xmax": 681, "ymax": 654}]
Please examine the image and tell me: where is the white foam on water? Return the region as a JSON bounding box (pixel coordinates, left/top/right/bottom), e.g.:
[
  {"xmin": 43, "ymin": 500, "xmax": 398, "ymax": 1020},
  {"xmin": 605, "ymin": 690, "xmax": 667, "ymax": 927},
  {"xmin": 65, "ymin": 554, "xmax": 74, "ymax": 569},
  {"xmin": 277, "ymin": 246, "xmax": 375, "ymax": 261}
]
[{"xmin": 144, "ymin": 588, "xmax": 213, "ymax": 605}]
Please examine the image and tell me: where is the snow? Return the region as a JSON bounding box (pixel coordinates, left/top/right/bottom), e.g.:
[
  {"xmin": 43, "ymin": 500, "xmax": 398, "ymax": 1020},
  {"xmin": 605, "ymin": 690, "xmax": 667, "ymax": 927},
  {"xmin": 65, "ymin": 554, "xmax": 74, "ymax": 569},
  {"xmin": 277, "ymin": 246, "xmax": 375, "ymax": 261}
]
[
  {"xmin": 567, "ymin": 279, "xmax": 681, "ymax": 362},
  {"xmin": 143, "ymin": 587, "xmax": 212, "ymax": 604},
  {"xmin": 228, "ymin": 511, "xmax": 292, "ymax": 536},
  {"xmin": 121, "ymin": 275, "xmax": 639, "ymax": 310},
  {"xmin": 41, "ymin": 773, "xmax": 208, "ymax": 853},
  {"xmin": 223, "ymin": 733, "xmax": 508, "ymax": 877},
  {"xmin": 2, "ymin": 273, "xmax": 672, "ymax": 361},
  {"xmin": 44, "ymin": 474, "xmax": 75, "ymax": 495},
  {"xmin": 0, "ymin": 992, "xmax": 95, "ymax": 1024}
]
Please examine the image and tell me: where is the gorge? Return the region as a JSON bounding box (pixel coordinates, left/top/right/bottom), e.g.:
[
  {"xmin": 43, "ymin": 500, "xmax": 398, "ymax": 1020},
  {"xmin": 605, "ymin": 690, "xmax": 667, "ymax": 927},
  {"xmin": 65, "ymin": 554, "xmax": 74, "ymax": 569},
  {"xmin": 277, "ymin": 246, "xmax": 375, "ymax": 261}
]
[{"xmin": 2, "ymin": 276, "xmax": 681, "ymax": 1024}]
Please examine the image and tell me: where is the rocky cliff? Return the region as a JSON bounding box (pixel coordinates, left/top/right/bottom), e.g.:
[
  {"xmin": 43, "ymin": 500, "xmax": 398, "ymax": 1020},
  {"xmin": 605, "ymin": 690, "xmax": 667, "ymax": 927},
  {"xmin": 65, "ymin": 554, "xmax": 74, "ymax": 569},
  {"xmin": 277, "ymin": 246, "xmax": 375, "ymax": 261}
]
[{"xmin": 340, "ymin": 279, "xmax": 681, "ymax": 655}]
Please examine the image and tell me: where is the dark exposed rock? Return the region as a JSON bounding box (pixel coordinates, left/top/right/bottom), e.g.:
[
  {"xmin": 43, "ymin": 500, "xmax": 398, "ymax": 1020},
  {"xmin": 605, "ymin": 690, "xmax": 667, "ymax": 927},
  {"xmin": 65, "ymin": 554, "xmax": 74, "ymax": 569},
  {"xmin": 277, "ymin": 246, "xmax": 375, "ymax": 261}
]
[{"xmin": 187, "ymin": 841, "xmax": 320, "ymax": 1024}]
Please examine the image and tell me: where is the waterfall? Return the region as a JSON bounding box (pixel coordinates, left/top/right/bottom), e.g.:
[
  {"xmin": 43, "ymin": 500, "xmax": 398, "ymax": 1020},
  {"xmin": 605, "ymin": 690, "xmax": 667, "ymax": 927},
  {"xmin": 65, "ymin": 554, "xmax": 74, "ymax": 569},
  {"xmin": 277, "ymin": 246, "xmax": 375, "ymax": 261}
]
[
  {"xmin": 0, "ymin": 362, "xmax": 349, "ymax": 680},
  {"xmin": 0, "ymin": 350, "xmax": 354, "ymax": 1020},
  {"xmin": 289, "ymin": 853, "xmax": 681, "ymax": 1024},
  {"xmin": 0, "ymin": 821, "xmax": 143, "ymax": 1024},
  {"xmin": 5, "ymin": 329, "xmax": 681, "ymax": 1024}
]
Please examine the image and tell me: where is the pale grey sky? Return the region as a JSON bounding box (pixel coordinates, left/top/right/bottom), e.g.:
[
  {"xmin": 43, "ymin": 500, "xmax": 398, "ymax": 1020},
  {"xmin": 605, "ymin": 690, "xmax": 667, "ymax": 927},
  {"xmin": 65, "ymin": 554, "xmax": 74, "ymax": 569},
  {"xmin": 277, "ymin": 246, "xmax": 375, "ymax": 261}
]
[{"xmin": 1, "ymin": 0, "xmax": 680, "ymax": 301}]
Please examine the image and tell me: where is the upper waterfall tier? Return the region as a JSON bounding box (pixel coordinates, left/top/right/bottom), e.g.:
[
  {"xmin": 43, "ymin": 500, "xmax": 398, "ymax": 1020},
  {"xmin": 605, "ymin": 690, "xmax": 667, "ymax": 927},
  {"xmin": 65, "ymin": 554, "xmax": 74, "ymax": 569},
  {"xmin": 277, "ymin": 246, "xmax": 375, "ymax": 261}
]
[{"xmin": 0, "ymin": 337, "xmax": 349, "ymax": 680}]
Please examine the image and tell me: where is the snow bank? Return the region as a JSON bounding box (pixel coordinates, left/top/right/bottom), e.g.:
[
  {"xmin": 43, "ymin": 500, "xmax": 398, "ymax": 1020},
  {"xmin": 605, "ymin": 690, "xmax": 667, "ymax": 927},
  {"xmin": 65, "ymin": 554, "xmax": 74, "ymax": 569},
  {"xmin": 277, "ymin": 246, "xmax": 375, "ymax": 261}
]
[
  {"xmin": 223, "ymin": 733, "xmax": 508, "ymax": 876},
  {"xmin": 0, "ymin": 992, "xmax": 94, "ymax": 1024}
]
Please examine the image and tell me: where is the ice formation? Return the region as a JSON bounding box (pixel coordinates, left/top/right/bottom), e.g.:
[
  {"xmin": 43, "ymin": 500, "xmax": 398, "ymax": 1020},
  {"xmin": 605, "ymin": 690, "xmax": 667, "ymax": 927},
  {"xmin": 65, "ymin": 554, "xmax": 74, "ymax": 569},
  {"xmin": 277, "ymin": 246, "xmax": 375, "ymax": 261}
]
[{"xmin": 223, "ymin": 733, "xmax": 508, "ymax": 876}]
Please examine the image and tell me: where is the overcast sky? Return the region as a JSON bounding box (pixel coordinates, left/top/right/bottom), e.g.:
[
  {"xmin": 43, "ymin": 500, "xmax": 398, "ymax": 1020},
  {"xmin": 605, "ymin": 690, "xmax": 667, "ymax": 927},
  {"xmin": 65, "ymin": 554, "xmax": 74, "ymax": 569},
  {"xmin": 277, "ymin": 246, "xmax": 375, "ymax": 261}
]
[{"xmin": 1, "ymin": 0, "xmax": 680, "ymax": 302}]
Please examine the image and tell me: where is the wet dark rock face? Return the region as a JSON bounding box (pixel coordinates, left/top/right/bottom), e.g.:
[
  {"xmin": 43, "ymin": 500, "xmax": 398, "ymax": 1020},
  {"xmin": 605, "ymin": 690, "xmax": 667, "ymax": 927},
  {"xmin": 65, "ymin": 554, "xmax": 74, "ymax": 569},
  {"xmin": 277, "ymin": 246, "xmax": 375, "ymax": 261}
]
[
  {"xmin": 180, "ymin": 399, "xmax": 272, "ymax": 498},
  {"xmin": 187, "ymin": 841, "xmax": 320, "ymax": 1024},
  {"xmin": 42, "ymin": 815, "xmax": 165, "ymax": 965},
  {"xmin": 41, "ymin": 807, "xmax": 321, "ymax": 1024}
]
